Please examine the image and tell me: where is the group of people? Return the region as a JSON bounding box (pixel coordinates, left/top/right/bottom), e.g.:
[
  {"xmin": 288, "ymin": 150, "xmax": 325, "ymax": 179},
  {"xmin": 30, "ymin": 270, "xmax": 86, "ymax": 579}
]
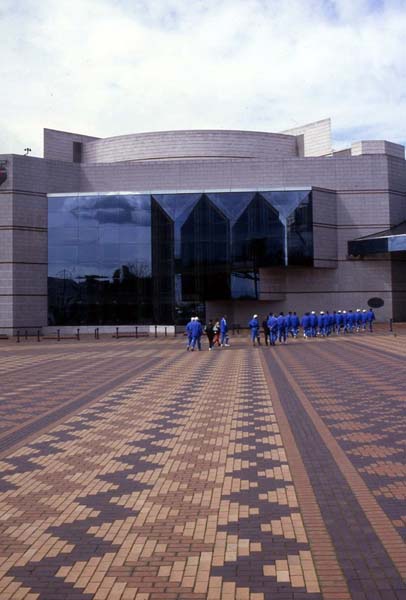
[
  {"xmin": 186, "ymin": 308, "xmax": 376, "ymax": 351},
  {"xmin": 186, "ymin": 316, "xmax": 230, "ymax": 351},
  {"xmin": 248, "ymin": 308, "xmax": 376, "ymax": 346}
]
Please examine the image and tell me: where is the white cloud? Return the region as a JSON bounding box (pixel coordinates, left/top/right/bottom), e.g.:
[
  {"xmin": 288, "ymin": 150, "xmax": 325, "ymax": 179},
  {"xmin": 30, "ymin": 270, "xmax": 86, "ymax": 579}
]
[{"xmin": 0, "ymin": 0, "xmax": 405, "ymax": 155}]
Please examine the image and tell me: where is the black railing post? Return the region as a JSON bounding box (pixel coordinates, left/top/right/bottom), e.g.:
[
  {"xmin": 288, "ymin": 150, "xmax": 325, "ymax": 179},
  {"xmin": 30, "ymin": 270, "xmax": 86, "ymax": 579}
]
[
  {"xmin": 57, "ymin": 329, "xmax": 60, "ymax": 341},
  {"xmin": 24, "ymin": 329, "xmax": 28, "ymax": 340},
  {"xmin": 135, "ymin": 326, "xmax": 138, "ymax": 339},
  {"xmin": 174, "ymin": 325, "xmax": 177, "ymax": 337},
  {"xmin": 116, "ymin": 327, "xmax": 119, "ymax": 339},
  {"xmin": 76, "ymin": 328, "xmax": 80, "ymax": 341},
  {"xmin": 154, "ymin": 325, "xmax": 157, "ymax": 338},
  {"xmin": 164, "ymin": 326, "xmax": 167, "ymax": 337},
  {"xmin": 17, "ymin": 330, "xmax": 20, "ymax": 343},
  {"xmin": 389, "ymin": 318, "xmax": 393, "ymax": 332},
  {"xmin": 37, "ymin": 329, "xmax": 40, "ymax": 342}
]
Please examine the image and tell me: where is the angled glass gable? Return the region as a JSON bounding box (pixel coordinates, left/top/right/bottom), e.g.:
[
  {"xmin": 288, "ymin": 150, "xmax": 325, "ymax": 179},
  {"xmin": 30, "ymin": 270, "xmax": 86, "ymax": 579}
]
[
  {"xmin": 232, "ymin": 193, "xmax": 284, "ymax": 266},
  {"xmin": 180, "ymin": 195, "xmax": 230, "ymax": 302},
  {"xmin": 48, "ymin": 189, "xmax": 313, "ymax": 325}
]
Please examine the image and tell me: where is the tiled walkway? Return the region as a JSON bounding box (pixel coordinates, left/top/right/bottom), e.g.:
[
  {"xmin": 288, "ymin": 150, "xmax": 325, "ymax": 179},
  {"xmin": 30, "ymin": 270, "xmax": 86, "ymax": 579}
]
[{"xmin": 0, "ymin": 331, "xmax": 404, "ymax": 599}]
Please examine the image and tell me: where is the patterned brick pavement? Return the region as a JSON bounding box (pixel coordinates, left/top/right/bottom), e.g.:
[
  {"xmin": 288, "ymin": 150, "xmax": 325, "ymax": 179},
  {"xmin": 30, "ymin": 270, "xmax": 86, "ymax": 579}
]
[{"xmin": 0, "ymin": 331, "xmax": 404, "ymax": 599}]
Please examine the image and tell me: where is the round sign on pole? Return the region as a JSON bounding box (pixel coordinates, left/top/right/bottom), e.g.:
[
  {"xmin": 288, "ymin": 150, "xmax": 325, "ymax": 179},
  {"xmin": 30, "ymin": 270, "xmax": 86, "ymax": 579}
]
[{"xmin": 368, "ymin": 297, "xmax": 384, "ymax": 308}]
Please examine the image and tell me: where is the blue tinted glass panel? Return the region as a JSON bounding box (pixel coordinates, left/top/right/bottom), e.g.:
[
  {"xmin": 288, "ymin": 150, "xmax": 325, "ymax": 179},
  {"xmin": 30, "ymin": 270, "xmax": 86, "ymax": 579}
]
[
  {"xmin": 78, "ymin": 227, "xmax": 98, "ymax": 243},
  {"xmin": 286, "ymin": 192, "xmax": 313, "ymax": 265},
  {"xmin": 78, "ymin": 244, "xmax": 101, "ymax": 262},
  {"xmin": 48, "ymin": 190, "xmax": 313, "ymax": 325}
]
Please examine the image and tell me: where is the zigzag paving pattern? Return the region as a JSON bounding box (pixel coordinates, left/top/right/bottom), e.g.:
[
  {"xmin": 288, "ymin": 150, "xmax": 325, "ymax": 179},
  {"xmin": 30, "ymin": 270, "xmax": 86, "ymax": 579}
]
[{"xmin": 0, "ymin": 331, "xmax": 404, "ymax": 599}]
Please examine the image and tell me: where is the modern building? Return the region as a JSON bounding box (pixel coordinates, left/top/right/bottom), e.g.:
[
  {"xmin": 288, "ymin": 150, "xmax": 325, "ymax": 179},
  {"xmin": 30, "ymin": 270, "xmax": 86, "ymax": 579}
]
[{"xmin": 1, "ymin": 118, "xmax": 405, "ymax": 333}]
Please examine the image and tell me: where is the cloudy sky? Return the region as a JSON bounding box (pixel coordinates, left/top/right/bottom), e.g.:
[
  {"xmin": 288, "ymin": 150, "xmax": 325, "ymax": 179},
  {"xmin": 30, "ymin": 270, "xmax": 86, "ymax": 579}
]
[{"xmin": 1, "ymin": 0, "xmax": 405, "ymax": 155}]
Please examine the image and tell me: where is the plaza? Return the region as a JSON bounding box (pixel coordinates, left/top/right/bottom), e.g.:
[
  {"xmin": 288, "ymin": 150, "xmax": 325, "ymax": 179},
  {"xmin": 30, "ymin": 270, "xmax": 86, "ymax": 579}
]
[{"xmin": 0, "ymin": 329, "xmax": 405, "ymax": 600}]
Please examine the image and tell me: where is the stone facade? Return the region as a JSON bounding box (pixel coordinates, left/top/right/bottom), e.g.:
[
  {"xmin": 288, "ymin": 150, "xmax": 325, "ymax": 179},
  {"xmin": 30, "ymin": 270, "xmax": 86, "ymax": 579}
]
[
  {"xmin": 0, "ymin": 120, "xmax": 405, "ymax": 333},
  {"xmin": 281, "ymin": 118, "xmax": 332, "ymax": 157}
]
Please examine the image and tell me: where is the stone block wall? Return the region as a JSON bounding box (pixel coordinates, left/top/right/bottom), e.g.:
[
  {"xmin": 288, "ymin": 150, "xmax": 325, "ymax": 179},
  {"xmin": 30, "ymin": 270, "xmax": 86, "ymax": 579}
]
[
  {"xmin": 281, "ymin": 118, "xmax": 332, "ymax": 157},
  {"xmin": 0, "ymin": 155, "xmax": 81, "ymax": 332},
  {"xmin": 44, "ymin": 129, "xmax": 99, "ymax": 162},
  {"xmin": 82, "ymin": 130, "xmax": 299, "ymax": 163},
  {"xmin": 351, "ymin": 140, "xmax": 405, "ymax": 159},
  {"xmin": 0, "ymin": 158, "xmax": 14, "ymax": 333}
]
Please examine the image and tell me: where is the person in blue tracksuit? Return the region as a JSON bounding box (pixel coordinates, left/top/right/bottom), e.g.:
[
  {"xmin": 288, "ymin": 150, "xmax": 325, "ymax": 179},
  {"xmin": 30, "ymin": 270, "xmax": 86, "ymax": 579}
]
[
  {"xmin": 309, "ymin": 311, "xmax": 318, "ymax": 337},
  {"xmin": 318, "ymin": 311, "xmax": 326, "ymax": 337},
  {"xmin": 366, "ymin": 308, "xmax": 375, "ymax": 332},
  {"xmin": 350, "ymin": 310, "xmax": 355, "ymax": 331},
  {"xmin": 248, "ymin": 314, "xmax": 261, "ymax": 346},
  {"xmin": 291, "ymin": 312, "xmax": 299, "ymax": 338},
  {"xmin": 342, "ymin": 310, "xmax": 348, "ymax": 333},
  {"xmin": 348, "ymin": 310, "xmax": 356, "ymax": 333},
  {"xmin": 324, "ymin": 311, "xmax": 329, "ymax": 336},
  {"xmin": 277, "ymin": 312, "xmax": 287, "ymax": 343},
  {"xmin": 358, "ymin": 309, "xmax": 363, "ymax": 331},
  {"xmin": 353, "ymin": 309, "xmax": 359, "ymax": 332},
  {"xmin": 335, "ymin": 310, "xmax": 342, "ymax": 335},
  {"xmin": 353, "ymin": 310, "xmax": 359, "ymax": 331},
  {"xmin": 301, "ymin": 312, "xmax": 311, "ymax": 338},
  {"xmin": 343, "ymin": 310, "xmax": 350, "ymax": 333},
  {"xmin": 220, "ymin": 315, "xmax": 229, "ymax": 346},
  {"xmin": 341, "ymin": 310, "xmax": 347, "ymax": 331},
  {"xmin": 353, "ymin": 308, "xmax": 361, "ymax": 332},
  {"xmin": 186, "ymin": 317, "xmax": 194, "ymax": 350},
  {"xmin": 361, "ymin": 309, "xmax": 368, "ymax": 331},
  {"xmin": 262, "ymin": 316, "xmax": 270, "ymax": 346},
  {"xmin": 339, "ymin": 310, "xmax": 345, "ymax": 334},
  {"xmin": 344, "ymin": 310, "xmax": 350, "ymax": 332},
  {"xmin": 286, "ymin": 312, "xmax": 293, "ymax": 337},
  {"xmin": 326, "ymin": 311, "xmax": 333, "ymax": 336},
  {"xmin": 267, "ymin": 313, "xmax": 278, "ymax": 346},
  {"xmin": 190, "ymin": 317, "xmax": 203, "ymax": 351},
  {"xmin": 331, "ymin": 311, "xmax": 337, "ymax": 334}
]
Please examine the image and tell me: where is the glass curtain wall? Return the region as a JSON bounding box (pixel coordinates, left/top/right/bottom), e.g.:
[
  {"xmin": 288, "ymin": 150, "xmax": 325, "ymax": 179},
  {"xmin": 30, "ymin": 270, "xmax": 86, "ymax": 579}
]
[{"xmin": 48, "ymin": 190, "xmax": 313, "ymax": 325}]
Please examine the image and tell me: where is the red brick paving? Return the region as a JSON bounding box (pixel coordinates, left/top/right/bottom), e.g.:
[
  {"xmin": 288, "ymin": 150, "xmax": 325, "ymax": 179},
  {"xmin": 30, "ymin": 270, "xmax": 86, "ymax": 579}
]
[{"xmin": 0, "ymin": 330, "xmax": 404, "ymax": 599}]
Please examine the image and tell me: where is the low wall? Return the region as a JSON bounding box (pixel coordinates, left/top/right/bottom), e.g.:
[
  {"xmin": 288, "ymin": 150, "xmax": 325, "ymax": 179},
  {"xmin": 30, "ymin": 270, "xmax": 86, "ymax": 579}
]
[{"xmin": 42, "ymin": 325, "xmax": 175, "ymax": 335}]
